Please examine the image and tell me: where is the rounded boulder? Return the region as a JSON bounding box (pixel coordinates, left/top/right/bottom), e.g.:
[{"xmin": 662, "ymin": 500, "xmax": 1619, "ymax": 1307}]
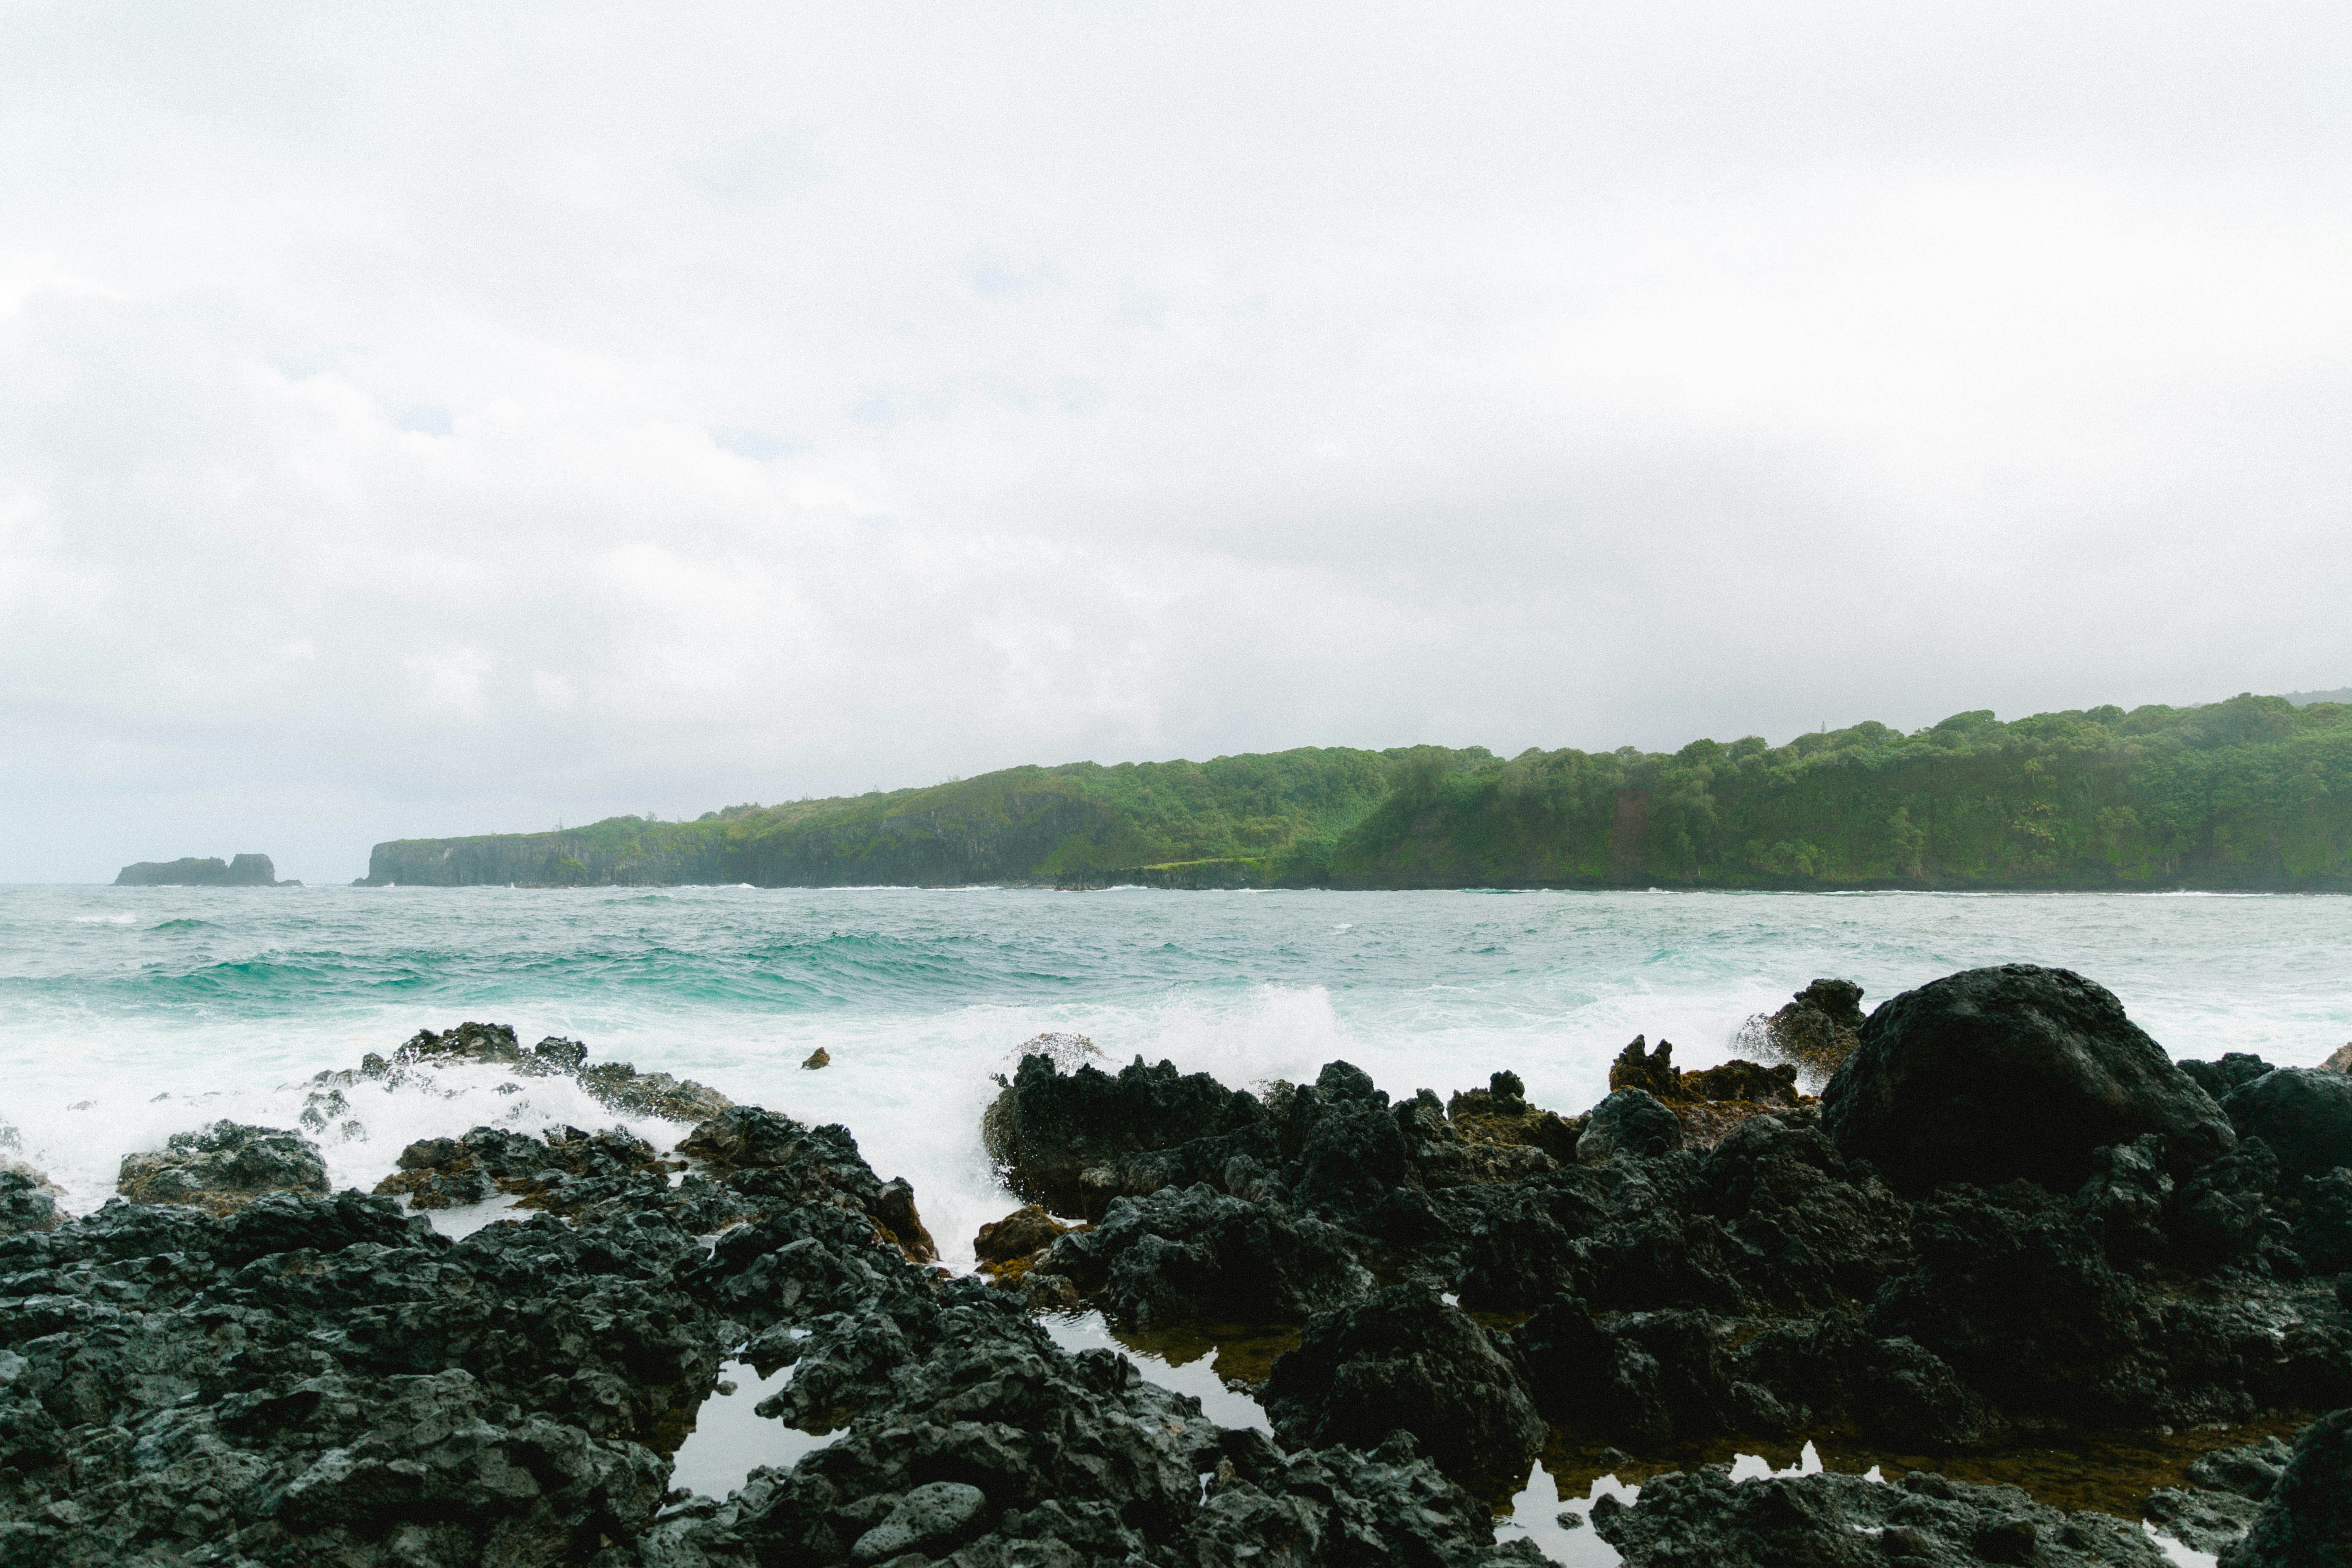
[
  {"xmin": 1576, "ymin": 1089, "xmax": 1683, "ymax": 1164},
  {"xmin": 1820, "ymin": 965, "xmax": 2233, "ymax": 1195},
  {"xmin": 2219, "ymin": 1068, "xmax": 2352, "ymax": 1182}
]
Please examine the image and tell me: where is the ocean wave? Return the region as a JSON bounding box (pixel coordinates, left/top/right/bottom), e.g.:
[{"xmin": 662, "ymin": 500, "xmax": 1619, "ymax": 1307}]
[
  {"xmin": 4, "ymin": 883, "xmax": 2348, "ymax": 1253},
  {"xmin": 72, "ymin": 913, "xmax": 137, "ymax": 925}
]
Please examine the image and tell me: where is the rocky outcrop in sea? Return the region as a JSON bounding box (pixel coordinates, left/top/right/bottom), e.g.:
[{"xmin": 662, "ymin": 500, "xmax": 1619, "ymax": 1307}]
[
  {"xmin": 112, "ymin": 853, "xmax": 292, "ymax": 887},
  {"xmin": 5, "ymin": 965, "xmax": 2350, "ymax": 1565},
  {"xmin": 976, "ymin": 965, "xmax": 2352, "ymax": 1562}
]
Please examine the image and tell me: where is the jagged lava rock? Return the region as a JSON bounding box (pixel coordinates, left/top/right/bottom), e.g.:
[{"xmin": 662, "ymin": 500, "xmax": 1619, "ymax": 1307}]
[
  {"xmin": 1047, "ymin": 1183, "xmax": 1373, "ymax": 1327},
  {"xmin": 372, "ymin": 1023, "xmax": 732, "ymax": 1121},
  {"xmin": 2323, "ymin": 1042, "xmax": 2352, "ymax": 1074},
  {"xmin": 1577, "ymin": 1088, "xmax": 1684, "ymax": 1163},
  {"xmin": 2218, "ymin": 1407, "xmax": 2352, "ymax": 1568},
  {"xmin": 678, "ymin": 1105, "xmax": 937, "ymax": 1261},
  {"xmin": 0, "ymin": 1188, "xmax": 706, "ymax": 1566},
  {"xmin": 1592, "ymin": 1465, "xmax": 2166, "ymax": 1567},
  {"xmin": 1609, "ymin": 1036, "xmax": 1804, "ymax": 1110},
  {"xmin": 2143, "ymin": 1487, "xmax": 2266, "ymax": 1556},
  {"xmin": 1822, "ymin": 965, "xmax": 2234, "ymax": 1194},
  {"xmin": 983, "ymin": 1051, "xmax": 1266, "ymax": 1215},
  {"xmin": 1610, "ymin": 1036, "xmax": 1684, "ymax": 1099},
  {"xmin": 2298, "ymin": 1168, "xmax": 2352, "ymax": 1274},
  {"xmin": 0, "ymin": 1165, "xmax": 60, "ymax": 1235},
  {"xmin": 2180, "ymin": 1052, "xmax": 2278, "ymax": 1102},
  {"xmin": 1739, "ymin": 977, "xmax": 1867, "ymax": 1085},
  {"xmin": 1679, "ymin": 1058, "xmax": 1800, "ymax": 1104},
  {"xmin": 1446, "ymin": 1072, "xmax": 1585, "ymax": 1165},
  {"xmin": 1262, "ymin": 1284, "xmax": 1545, "ymax": 1492},
  {"xmin": 2218, "ymin": 1068, "xmax": 2352, "ymax": 1183},
  {"xmin": 2143, "ymin": 1432, "xmax": 2295, "ymax": 1554},
  {"xmin": 116, "ymin": 1120, "xmax": 328, "ymax": 1212},
  {"xmin": 2189, "ymin": 1433, "xmax": 2296, "ymax": 1500},
  {"xmin": 374, "ymin": 1123, "xmax": 683, "ymax": 1218}
]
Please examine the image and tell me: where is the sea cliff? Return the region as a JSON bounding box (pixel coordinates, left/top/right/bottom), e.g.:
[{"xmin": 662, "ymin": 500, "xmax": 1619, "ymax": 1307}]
[{"xmin": 362, "ymin": 693, "xmax": 2352, "ymax": 891}]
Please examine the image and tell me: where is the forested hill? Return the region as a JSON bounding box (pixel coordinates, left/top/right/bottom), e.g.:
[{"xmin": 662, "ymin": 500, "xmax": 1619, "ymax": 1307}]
[{"xmin": 361, "ymin": 694, "xmax": 2352, "ymax": 892}]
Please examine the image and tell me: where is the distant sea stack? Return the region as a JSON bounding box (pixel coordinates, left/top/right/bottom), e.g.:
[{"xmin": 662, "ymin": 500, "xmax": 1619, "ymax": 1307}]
[{"xmin": 113, "ymin": 854, "xmax": 296, "ymax": 887}]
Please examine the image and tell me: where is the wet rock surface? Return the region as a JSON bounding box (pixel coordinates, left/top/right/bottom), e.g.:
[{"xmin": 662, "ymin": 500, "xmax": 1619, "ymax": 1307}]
[
  {"xmin": 17, "ymin": 965, "xmax": 2352, "ymax": 1565},
  {"xmin": 1447, "ymin": 1071, "xmax": 1585, "ymax": 1166},
  {"xmin": 2219, "ymin": 1066, "xmax": 2352, "ymax": 1183},
  {"xmin": 115, "ymin": 1120, "xmax": 329, "ymax": 1212},
  {"xmin": 676, "ymin": 1104, "xmax": 939, "ymax": 1262},
  {"xmin": 983, "ymin": 1051, "xmax": 1271, "ymax": 1218},
  {"xmin": 1736, "ymin": 976, "xmax": 1867, "ymax": 1086},
  {"xmin": 2142, "ymin": 1433, "xmax": 2291, "ymax": 1557},
  {"xmin": 2216, "ymin": 1406, "xmax": 2352, "ymax": 1567},
  {"xmin": 320, "ymin": 1020, "xmax": 736, "ymax": 1127},
  {"xmin": 1592, "ymin": 1465, "xmax": 2169, "ymax": 1566},
  {"xmin": 0, "ymin": 1163, "xmax": 60, "ymax": 1236},
  {"xmin": 1823, "ymin": 964, "xmax": 2236, "ymax": 1194},
  {"xmin": 973, "ymin": 1203, "xmax": 1070, "ymax": 1274},
  {"xmin": 973, "ymin": 966, "xmax": 2352, "ymax": 1562},
  {"xmin": 5, "ymin": 1093, "xmax": 1547, "ymax": 1568},
  {"xmin": 1576, "ymin": 1088, "xmax": 1685, "ymax": 1162},
  {"xmin": 1602, "ymin": 1039, "xmax": 1803, "ymax": 1148},
  {"xmin": 374, "ymin": 1123, "xmax": 685, "ymax": 1218},
  {"xmin": 1047, "ymin": 1182, "xmax": 1373, "ymax": 1327},
  {"xmin": 1262, "ymin": 1285, "xmax": 1546, "ymax": 1491}
]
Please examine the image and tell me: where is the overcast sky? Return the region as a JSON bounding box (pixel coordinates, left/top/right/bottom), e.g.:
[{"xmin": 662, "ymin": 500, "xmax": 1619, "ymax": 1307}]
[{"xmin": 5, "ymin": 3, "xmax": 2350, "ymax": 882}]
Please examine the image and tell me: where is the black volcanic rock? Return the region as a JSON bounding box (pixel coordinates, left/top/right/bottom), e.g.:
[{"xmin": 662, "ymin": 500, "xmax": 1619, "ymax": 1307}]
[
  {"xmin": 2298, "ymin": 1168, "xmax": 2352, "ymax": 1274},
  {"xmin": 0, "ymin": 1165, "xmax": 60, "ymax": 1236},
  {"xmin": 116, "ymin": 1120, "xmax": 328, "ymax": 1213},
  {"xmin": 2218, "ymin": 1067, "xmax": 2352, "ymax": 1183},
  {"xmin": 1821, "ymin": 965, "xmax": 2235, "ymax": 1194},
  {"xmin": 1044, "ymin": 1182, "xmax": 1374, "ymax": 1327},
  {"xmin": 349, "ymin": 1021, "xmax": 735, "ymax": 1125},
  {"xmin": 982, "ymin": 1051, "xmax": 1268, "ymax": 1216},
  {"xmin": 1739, "ymin": 977, "xmax": 1867, "ymax": 1086},
  {"xmin": 2143, "ymin": 1432, "xmax": 2295, "ymax": 1554},
  {"xmin": 1262, "ymin": 1284, "xmax": 1546, "ymax": 1491},
  {"xmin": 2180, "ymin": 1052, "xmax": 2278, "ymax": 1101},
  {"xmin": 2218, "ymin": 1407, "xmax": 2352, "ymax": 1567},
  {"xmin": 1576, "ymin": 1088, "xmax": 1684, "ymax": 1162},
  {"xmin": 1592, "ymin": 1465, "xmax": 2167, "ymax": 1567},
  {"xmin": 374, "ymin": 1123, "xmax": 682, "ymax": 1218},
  {"xmin": 113, "ymin": 852, "xmax": 288, "ymax": 886},
  {"xmin": 677, "ymin": 1105, "xmax": 938, "ymax": 1261},
  {"xmin": 6, "ymin": 1047, "xmax": 1568, "ymax": 1568}
]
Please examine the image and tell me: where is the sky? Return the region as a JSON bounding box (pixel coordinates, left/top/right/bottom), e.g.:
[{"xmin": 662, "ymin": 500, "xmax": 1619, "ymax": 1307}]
[{"xmin": 5, "ymin": 3, "xmax": 2351, "ymax": 882}]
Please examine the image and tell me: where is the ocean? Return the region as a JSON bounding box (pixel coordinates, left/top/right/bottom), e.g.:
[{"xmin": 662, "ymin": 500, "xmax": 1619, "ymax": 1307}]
[
  {"xmin": 4, "ymin": 882, "xmax": 2345, "ymax": 1265},
  {"xmin": 5, "ymin": 881, "xmax": 2340, "ymax": 1564}
]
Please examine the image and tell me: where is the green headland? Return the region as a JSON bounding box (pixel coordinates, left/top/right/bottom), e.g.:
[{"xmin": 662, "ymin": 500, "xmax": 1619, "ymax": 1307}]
[{"xmin": 361, "ymin": 692, "xmax": 2352, "ymax": 892}]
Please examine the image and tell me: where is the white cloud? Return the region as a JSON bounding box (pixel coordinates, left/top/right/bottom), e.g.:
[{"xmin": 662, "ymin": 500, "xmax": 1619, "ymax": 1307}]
[{"xmin": 2, "ymin": 1, "xmax": 2349, "ymax": 879}]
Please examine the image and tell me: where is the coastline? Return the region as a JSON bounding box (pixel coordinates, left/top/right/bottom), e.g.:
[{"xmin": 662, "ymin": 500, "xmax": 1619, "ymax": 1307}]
[{"xmin": 4, "ymin": 965, "xmax": 2348, "ymax": 1563}]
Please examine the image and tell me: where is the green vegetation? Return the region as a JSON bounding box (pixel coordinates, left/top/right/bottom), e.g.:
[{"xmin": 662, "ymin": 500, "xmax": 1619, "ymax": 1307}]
[{"xmin": 363, "ymin": 694, "xmax": 2352, "ymax": 891}]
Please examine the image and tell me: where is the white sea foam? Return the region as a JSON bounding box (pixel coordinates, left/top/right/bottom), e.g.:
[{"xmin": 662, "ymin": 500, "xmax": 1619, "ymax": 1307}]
[{"xmin": 3, "ymin": 885, "xmax": 2346, "ymax": 1261}]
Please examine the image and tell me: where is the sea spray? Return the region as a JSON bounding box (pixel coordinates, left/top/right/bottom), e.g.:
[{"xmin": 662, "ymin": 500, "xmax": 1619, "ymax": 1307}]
[{"xmin": 3, "ymin": 884, "xmax": 2347, "ymax": 1270}]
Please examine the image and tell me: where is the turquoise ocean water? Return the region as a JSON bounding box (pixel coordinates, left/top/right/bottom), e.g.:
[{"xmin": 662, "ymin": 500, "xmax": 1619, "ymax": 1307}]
[{"xmin": 2, "ymin": 884, "xmax": 2347, "ymax": 1269}]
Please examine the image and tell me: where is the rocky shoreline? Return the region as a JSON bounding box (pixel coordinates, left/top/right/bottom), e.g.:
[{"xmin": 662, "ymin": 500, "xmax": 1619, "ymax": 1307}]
[{"xmin": 3, "ymin": 965, "xmax": 2348, "ymax": 1564}]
